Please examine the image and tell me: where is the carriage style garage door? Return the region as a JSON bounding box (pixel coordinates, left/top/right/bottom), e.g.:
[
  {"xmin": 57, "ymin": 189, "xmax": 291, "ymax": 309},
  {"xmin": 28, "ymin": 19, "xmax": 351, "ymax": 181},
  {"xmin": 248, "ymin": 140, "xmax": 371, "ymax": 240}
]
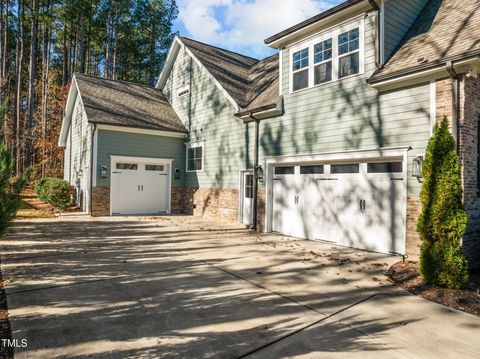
[
  {"xmin": 110, "ymin": 156, "xmax": 172, "ymax": 215},
  {"xmin": 270, "ymin": 153, "xmax": 407, "ymax": 254}
]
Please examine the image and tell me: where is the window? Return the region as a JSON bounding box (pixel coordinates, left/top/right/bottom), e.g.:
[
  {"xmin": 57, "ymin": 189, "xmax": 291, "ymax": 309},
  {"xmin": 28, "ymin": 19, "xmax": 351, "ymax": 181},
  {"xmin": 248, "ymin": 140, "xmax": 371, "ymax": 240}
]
[
  {"xmin": 116, "ymin": 163, "xmax": 137, "ymax": 170},
  {"xmin": 289, "ymin": 20, "xmax": 363, "ymax": 92},
  {"xmin": 186, "ymin": 141, "xmax": 204, "ymax": 171},
  {"xmin": 367, "ymin": 162, "xmax": 402, "ymax": 173},
  {"xmin": 313, "ymin": 39, "xmax": 332, "ymax": 85},
  {"xmin": 145, "ymin": 164, "xmax": 165, "ymax": 171},
  {"xmin": 177, "ymin": 84, "xmax": 190, "ymax": 97},
  {"xmin": 338, "ymin": 28, "xmax": 360, "ymax": 78},
  {"xmin": 275, "ymin": 166, "xmax": 295, "ymax": 175},
  {"xmin": 245, "ymin": 174, "xmax": 253, "ymax": 199},
  {"xmin": 330, "ymin": 163, "xmax": 359, "ymax": 174},
  {"xmin": 300, "ymin": 165, "xmax": 324, "ymax": 174},
  {"xmin": 292, "ymin": 48, "xmax": 309, "ymax": 91}
]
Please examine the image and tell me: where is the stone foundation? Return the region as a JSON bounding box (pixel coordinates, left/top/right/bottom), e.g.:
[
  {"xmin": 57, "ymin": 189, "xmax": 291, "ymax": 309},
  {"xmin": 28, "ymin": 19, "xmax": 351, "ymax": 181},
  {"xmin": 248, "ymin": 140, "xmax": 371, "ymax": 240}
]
[{"xmin": 92, "ymin": 186, "xmax": 110, "ymax": 216}]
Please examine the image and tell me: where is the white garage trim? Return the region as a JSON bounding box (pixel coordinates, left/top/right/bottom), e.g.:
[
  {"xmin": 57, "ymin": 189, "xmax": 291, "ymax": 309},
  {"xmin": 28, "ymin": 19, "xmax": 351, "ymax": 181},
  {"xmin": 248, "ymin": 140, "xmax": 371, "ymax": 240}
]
[
  {"xmin": 109, "ymin": 155, "xmax": 174, "ymax": 216},
  {"xmin": 264, "ymin": 146, "xmax": 410, "ymax": 254}
]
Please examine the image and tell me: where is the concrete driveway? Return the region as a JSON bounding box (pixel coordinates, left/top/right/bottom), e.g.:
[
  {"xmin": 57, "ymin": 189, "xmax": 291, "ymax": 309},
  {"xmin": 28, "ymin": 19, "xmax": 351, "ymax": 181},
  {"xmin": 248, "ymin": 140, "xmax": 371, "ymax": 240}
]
[{"xmin": 1, "ymin": 215, "xmax": 479, "ymax": 358}]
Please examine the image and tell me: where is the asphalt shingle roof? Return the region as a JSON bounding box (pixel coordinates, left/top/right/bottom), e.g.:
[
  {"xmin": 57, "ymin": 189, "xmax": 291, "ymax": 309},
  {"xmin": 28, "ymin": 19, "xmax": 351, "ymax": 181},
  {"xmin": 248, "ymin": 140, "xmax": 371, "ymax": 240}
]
[
  {"xmin": 179, "ymin": 37, "xmax": 280, "ymax": 110},
  {"xmin": 372, "ymin": 0, "xmax": 480, "ymax": 80},
  {"xmin": 74, "ymin": 73, "xmax": 187, "ymax": 133}
]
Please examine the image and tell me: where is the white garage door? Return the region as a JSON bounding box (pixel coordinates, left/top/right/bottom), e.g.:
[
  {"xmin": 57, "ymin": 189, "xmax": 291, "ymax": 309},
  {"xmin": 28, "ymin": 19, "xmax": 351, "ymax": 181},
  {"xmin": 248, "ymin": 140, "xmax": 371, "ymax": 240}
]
[
  {"xmin": 111, "ymin": 158, "xmax": 170, "ymax": 215},
  {"xmin": 272, "ymin": 160, "xmax": 406, "ymax": 254}
]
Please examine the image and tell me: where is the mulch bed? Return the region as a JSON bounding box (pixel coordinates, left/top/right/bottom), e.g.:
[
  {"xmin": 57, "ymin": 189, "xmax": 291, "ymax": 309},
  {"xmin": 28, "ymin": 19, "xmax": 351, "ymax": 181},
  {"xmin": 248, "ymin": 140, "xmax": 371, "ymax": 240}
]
[
  {"xmin": 18, "ymin": 187, "xmax": 80, "ymax": 218},
  {"xmin": 387, "ymin": 260, "xmax": 480, "ymax": 317}
]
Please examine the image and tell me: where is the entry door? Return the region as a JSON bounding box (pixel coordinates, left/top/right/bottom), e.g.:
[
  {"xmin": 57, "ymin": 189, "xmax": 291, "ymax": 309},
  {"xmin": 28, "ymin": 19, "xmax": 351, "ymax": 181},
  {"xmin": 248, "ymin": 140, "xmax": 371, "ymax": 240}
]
[{"xmin": 242, "ymin": 172, "xmax": 254, "ymax": 226}]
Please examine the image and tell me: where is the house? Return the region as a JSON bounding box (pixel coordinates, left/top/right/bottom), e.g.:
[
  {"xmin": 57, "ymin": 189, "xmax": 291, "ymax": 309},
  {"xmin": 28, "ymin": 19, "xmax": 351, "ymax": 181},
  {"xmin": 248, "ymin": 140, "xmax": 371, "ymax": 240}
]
[{"xmin": 58, "ymin": 0, "xmax": 480, "ymax": 264}]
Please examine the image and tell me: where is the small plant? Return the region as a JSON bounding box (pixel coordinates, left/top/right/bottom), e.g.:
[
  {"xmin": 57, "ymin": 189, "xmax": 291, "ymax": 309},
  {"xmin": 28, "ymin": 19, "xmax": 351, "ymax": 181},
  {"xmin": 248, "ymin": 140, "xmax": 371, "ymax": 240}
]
[
  {"xmin": 36, "ymin": 177, "xmax": 74, "ymax": 210},
  {"xmin": 417, "ymin": 116, "xmax": 469, "ymax": 289}
]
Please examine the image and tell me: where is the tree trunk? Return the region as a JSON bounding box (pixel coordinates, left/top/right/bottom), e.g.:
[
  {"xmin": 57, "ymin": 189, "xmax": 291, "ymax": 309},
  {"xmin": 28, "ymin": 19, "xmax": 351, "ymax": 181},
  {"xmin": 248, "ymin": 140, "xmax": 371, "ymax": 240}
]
[
  {"xmin": 41, "ymin": 2, "xmax": 51, "ymax": 177},
  {"xmin": 79, "ymin": 13, "xmax": 85, "ymax": 73},
  {"xmin": 14, "ymin": 0, "xmax": 24, "ymax": 175},
  {"xmin": 26, "ymin": 0, "xmax": 38, "ymax": 167},
  {"xmin": 62, "ymin": 23, "xmax": 68, "ymax": 84}
]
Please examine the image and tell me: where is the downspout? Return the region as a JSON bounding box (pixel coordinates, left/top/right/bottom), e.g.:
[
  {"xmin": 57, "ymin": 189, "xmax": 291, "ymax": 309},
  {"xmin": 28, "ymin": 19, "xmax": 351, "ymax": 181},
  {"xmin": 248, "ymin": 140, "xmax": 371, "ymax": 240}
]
[
  {"xmin": 367, "ymin": 0, "xmax": 381, "ymax": 69},
  {"xmin": 446, "ymin": 61, "xmax": 460, "ymax": 152},
  {"xmin": 249, "ymin": 112, "xmax": 260, "ymax": 231},
  {"xmin": 89, "ymin": 124, "xmax": 96, "ymax": 215}
]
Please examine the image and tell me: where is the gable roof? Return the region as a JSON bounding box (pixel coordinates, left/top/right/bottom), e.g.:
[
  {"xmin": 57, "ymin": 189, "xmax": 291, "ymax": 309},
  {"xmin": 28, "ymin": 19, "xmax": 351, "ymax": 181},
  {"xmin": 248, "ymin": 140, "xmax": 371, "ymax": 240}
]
[
  {"xmin": 371, "ymin": 0, "xmax": 480, "ymax": 82},
  {"xmin": 159, "ymin": 36, "xmax": 280, "ymax": 112},
  {"xmin": 74, "ymin": 73, "xmax": 187, "ymax": 133}
]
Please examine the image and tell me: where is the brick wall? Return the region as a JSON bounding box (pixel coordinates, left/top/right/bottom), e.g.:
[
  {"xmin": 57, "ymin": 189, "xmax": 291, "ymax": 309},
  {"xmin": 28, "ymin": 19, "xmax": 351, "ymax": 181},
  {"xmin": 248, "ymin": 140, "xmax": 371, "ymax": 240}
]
[
  {"xmin": 92, "ymin": 186, "xmax": 110, "ymax": 216},
  {"xmin": 406, "ymin": 196, "xmax": 421, "ymax": 259},
  {"xmin": 459, "ymin": 75, "xmax": 480, "ymax": 265},
  {"xmin": 182, "ymin": 187, "xmax": 239, "ymax": 222}
]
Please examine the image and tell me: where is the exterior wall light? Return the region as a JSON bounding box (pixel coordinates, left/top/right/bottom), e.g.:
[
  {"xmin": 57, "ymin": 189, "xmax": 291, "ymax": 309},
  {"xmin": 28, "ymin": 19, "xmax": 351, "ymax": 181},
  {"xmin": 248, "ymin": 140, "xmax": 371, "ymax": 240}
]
[
  {"xmin": 255, "ymin": 165, "xmax": 264, "ymax": 183},
  {"xmin": 412, "ymin": 155, "xmax": 424, "ymax": 178}
]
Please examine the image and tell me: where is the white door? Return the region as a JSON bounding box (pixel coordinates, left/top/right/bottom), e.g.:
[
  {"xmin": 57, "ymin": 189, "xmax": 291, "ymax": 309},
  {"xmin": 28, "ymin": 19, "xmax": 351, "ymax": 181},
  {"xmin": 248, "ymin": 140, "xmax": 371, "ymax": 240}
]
[
  {"xmin": 111, "ymin": 159, "xmax": 170, "ymax": 215},
  {"xmin": 242, "ymin": 172, "xmax": 254, "ymax": 226}
]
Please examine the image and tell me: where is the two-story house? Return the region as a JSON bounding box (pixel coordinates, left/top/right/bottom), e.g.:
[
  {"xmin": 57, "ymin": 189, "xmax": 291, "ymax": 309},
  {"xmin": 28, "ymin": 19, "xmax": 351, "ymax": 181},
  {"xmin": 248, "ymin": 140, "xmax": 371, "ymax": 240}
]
[{"xmin": 58, "ymin": 0, "xmax": 480, "ymax": 264}]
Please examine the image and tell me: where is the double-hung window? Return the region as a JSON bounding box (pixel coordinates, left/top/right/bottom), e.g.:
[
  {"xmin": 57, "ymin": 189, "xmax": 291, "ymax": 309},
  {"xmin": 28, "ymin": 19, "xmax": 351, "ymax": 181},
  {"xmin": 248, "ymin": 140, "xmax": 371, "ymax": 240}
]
[
  {"xmin": 292, "ymin": 48, "xmax": 309, "ymax": 91},
  {"xmin": 186, "ymin": 141, "xmax": 204, "ymax": 172},
  {"xmin": 313, "ymin": 38, "xmax": 333, "ymax": 85},
  {"xmin": 338, "ymin": 28, "xmax": 360, "ymax": 78},
  {"xmin": 289, "ymin": 19, "xmax": 363, "ymax": 92}
]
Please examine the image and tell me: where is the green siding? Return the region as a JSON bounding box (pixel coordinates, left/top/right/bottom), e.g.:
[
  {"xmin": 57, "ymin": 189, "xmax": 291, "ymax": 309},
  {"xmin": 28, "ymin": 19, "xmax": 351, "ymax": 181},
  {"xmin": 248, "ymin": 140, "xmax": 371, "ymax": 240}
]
[
  {"xmin": 95, "ymin": 129, "xmax": 186, "ymax": 188},
  {"xmin": 161, "ymin": 10, "xmax": 431, "ymax": 197},
  {"xmin": 383, "ymin": 0, "xmax": 428, "ymax": 61},
  {"xmin": 164, "ymin": 46, "xmax": 251, "ymax": 189}
]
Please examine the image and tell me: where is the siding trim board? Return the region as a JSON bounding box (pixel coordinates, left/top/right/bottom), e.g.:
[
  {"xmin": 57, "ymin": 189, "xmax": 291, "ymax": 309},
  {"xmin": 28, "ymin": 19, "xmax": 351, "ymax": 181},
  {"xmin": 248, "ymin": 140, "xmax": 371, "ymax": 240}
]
[{"xmin": 96, "ymin": 124, "xmax": 187, "ymax": 139}]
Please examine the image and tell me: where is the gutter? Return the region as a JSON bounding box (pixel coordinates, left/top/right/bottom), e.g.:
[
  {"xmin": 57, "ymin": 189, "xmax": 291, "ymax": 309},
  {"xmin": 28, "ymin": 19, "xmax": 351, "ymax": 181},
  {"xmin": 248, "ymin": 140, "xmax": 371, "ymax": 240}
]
[
  {"xmin": 249, "ymin": 113, "xmax": 260, "ymax": 231},
  {"xmin": 367, "ymin": 0, "xmax": 381, "ymax": 69},
  {"xmin": 446, "ymin": 61, "xmax": 460, "ymax": 153}
]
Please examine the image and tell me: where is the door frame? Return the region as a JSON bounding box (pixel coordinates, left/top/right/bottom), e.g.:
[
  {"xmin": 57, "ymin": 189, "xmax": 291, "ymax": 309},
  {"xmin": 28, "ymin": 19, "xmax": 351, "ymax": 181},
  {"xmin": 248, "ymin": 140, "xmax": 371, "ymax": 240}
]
[
  {"xmin": 238, "ymin": 169, "xmax": 254, "ymax": 225},
  {"xmin": 264, "ymin": 146, "xmax": 410, "ymax": 253},
  {"xmin": 109, "ymin": 155, "xmax": 174, "ymax": 216}
]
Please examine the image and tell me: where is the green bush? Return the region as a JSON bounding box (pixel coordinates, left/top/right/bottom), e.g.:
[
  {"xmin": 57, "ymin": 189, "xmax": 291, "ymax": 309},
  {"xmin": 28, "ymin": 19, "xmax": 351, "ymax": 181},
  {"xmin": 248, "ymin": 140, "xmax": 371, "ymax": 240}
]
[
  {"xmin": 417, "ymin": 116, "xmax": 469, "ymax": 288},
  {"xmin": 36, "ymin": 177, "xmax": 74, "ymax": 210}
]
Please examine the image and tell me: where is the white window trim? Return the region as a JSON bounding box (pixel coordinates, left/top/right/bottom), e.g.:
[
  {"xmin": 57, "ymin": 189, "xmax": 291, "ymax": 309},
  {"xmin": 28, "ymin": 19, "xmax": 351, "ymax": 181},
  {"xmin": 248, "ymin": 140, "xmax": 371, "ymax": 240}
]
[
  {"xmin": 185, "ymin": 140, "xmax": 205, "ymax": 172},
  {"xmin": 289, "ymin": 17, "xmax": 365, "ymax": 94}
]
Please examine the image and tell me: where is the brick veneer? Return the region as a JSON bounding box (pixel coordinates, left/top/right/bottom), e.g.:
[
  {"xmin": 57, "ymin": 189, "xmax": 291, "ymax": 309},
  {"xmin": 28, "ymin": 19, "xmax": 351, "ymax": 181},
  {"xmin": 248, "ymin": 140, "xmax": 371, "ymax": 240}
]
[
  {"xmin": 181, "ymin": 188, "xmax": 239, "ymax": 222},
  {"xmin": 406, "ymin": 196, "xmax": 421, "ymax": 259},
  {"xmin": 92, "ymin": 186, "xmax": 110, "ymax": 216}
]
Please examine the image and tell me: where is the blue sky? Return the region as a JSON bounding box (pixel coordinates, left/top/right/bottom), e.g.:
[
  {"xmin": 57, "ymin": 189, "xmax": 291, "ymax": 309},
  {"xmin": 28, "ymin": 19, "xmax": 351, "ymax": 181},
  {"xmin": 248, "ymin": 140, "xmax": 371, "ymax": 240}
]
[{"xmin": 172, "ymin": 0, "xmax": 344, "ymax": 59}]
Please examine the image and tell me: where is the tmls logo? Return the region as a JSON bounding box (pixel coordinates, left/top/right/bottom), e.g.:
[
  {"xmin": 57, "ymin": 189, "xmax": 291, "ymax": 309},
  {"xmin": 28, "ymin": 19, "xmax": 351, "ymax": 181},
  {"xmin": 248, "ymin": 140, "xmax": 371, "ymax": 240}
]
[{"xmin": 1, "ymin": 339, "xmax": 28, "ymax": 348}]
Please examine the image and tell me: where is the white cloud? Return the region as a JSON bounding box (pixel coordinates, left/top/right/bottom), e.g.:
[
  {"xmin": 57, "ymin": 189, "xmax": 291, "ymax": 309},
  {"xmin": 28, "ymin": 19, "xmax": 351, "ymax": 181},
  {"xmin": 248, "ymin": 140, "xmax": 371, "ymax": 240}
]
[{"xmin": 177, "ymin": 0, "xmax": 336, "ymax": 58}]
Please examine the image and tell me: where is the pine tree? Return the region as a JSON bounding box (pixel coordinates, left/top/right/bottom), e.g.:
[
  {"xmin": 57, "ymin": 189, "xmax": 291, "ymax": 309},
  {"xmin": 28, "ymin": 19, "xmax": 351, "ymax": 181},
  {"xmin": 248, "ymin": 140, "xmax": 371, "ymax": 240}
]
[{"xmin": 417, "ymin": 116, "xmax": 469, "ymax": 288}]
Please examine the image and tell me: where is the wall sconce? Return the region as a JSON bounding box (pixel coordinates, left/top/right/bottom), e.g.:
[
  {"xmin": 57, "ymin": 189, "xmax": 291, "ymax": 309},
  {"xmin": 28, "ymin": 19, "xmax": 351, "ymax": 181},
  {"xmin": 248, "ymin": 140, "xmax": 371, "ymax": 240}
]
[
  {"xmin": 255, "ymin": 165, "xmax": 264, "ymax": 183},
  {"xmin": 412, "ymin": 155, "xmax": 424, "ymax": 179},
  {"xmin": 100, "ymin": 165, "xmax": 108, "ymax": 179},
  {"xmin": 174, "ymin": 168, "xmax": 182, "ymax": 180}
]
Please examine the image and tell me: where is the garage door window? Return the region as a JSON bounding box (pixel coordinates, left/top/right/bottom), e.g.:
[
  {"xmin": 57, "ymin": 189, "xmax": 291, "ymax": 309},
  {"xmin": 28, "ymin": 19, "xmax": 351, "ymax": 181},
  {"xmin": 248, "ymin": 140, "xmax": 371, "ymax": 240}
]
[
  {"xmin": 275, "ymin": 166, "xmax": 295, "ymax": 175},
  {"xmin": 145, "ymin": 164, "xmax": 165, "ymax": 171},
  {"xmin": 116, "ymin": 163, "xmax": 137, "ymax": 170},
  {"xmin": 367, "ymin": 162, "xmax": 402, "ymax": 173},
  {"xmin": 330, "ymin": 163, "xmax": 359, "ymax": 174},
  {"xmin": 300, "ymin": 165, "xmax": 324, "ymax": 174}
]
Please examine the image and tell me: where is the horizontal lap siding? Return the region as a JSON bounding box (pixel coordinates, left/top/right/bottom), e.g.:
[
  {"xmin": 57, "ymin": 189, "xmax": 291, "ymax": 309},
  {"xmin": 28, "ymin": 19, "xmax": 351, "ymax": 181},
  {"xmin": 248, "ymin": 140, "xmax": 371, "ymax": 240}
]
[
  {"xmin": 165, "ymin": 46, "xmax": 251, "ymax": 189},
  {"xmin": 265, "ymin": 11, "xmax": 431, "ymax": 196},
  {"xmin": 96, "ymin": 129, "xmax": 186, "ymax": 188},
  {"xmin": 384, "ymin": 0, "xmax": 429, "ymax": 60}
]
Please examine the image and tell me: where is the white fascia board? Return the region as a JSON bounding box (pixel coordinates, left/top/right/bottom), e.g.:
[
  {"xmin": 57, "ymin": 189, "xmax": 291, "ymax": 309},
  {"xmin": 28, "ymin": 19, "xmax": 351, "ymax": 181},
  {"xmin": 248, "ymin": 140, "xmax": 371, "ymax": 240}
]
[
  {"xmin": 156, "ymin": 36, "xmax": 182, "ymax": 89},
  {"xmin": 96, "ymin": 124, "xmax": 187, "ymax": 138},
  {"xmin": 58, "ymin": 76, "xmax": 79, "ymax": 147}
]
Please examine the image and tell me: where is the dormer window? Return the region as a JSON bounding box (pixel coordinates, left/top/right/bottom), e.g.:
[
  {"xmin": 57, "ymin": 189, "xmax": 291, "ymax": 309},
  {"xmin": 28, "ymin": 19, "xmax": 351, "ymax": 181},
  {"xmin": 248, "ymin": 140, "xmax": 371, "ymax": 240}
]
[
  {"xmin": 289, "ymin": 18, "xmax": 364, "ymax": 93},
  {"xmin": 292, "ymin": 48, "xmax": 309, "ymax": 91}
]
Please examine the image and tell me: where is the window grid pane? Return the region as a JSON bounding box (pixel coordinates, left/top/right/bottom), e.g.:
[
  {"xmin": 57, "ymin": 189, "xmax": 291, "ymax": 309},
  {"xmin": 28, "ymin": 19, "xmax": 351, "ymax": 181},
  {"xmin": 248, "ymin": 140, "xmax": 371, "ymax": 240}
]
[
  {"xmin": 275, "ymin": 166, "xmax": 295, "ymax": 175},
  {"xmin": 187, "ymin": 146, "xmax": 203, "ymax": 171},
  {"xmin": 314, "ymin": 61, "xmax": 332, "ymax": 85},
  {"xmin": 116, "ymin": 163, "xmax": 137, "ymax": 170},
  {"xmin": 293, "ymin": 69, "xmax": 309, "ymax": 91},
  {"xmin": 338, "ymin": 28, "xmax": 360, "ymax": 56},
  {"xmin": 367, "ymin": 162, "xmax": 403, "ymax": 173},
  {"xmin": 300, "ymin": 165, "xmax": 324, "ymax": 174},
  {"xmin": 292, "ymin": 48, "xmax": 309, "ymax": 71},
  {"xmin": 339, "ymin": 52, "xmax": 359, "ymax": 78},
  {"xmin": 330, "ymin": 163, "xmax": 359, "ymax": 174},
  {"xmin": 314, "ymin": 38, "xmax": 332, "ymax": 64}
]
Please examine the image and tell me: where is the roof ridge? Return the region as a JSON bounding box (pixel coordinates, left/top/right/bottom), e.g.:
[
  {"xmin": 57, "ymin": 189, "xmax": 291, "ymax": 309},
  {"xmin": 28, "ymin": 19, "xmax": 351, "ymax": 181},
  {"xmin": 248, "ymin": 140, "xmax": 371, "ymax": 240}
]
[
  {"xmin": 179, "ymin": 36, "xmax": 260, "ymax": 63},
  {"xmin": 73, "ymin": 72, "xmax": 158, "ymax": 90}
]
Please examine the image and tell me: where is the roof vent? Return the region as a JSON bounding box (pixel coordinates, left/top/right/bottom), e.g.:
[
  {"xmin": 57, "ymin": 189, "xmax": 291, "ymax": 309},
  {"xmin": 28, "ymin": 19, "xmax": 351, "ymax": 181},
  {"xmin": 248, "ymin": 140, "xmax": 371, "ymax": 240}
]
[{"xmin": 417, "ymin": 56, "xmax": 428, "ymax": 64}]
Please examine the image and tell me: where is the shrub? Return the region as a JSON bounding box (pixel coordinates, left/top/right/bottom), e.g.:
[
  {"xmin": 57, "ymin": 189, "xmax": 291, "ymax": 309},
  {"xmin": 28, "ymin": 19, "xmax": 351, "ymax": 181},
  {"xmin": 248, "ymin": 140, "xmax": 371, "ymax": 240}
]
[
  {"xmin": 417, "ymin": 116, "xmax": 469, "ymax": 289},
  {"xmin": 36, "ymin": 177, "xmax": 74, "ymax": 210}
]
